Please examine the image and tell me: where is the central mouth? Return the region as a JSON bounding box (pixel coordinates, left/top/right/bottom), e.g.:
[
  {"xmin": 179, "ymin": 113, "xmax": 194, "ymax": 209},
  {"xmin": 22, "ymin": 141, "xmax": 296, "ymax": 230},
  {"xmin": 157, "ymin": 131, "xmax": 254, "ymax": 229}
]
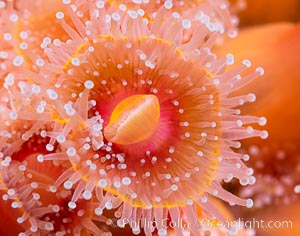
[{"xmin": 104, "ymin": 94, "xmax": 160, "ymax": 145}]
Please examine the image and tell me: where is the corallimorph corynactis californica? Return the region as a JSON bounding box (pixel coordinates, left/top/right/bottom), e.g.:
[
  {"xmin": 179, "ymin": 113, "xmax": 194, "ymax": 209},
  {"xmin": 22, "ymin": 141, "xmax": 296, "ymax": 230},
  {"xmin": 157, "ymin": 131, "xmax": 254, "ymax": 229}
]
[{"xmin": 0, "ymin": 0, "xmax": 267, "ymax": 235}]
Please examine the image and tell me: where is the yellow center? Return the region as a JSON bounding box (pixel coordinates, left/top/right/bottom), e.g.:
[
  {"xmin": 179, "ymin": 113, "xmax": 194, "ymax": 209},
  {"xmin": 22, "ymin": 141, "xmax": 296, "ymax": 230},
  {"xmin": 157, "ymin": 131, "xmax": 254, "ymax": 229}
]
[{"xmin": 104, "ymin": 94, "xmax": 160, "ymax": 145}]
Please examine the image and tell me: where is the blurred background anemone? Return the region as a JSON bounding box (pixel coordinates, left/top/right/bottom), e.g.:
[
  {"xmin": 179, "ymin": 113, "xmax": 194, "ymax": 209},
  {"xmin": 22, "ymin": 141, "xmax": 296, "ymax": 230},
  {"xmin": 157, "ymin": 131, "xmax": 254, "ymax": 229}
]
[{"xmin": 219, "ymin": 0, "xmax": 300, "ymax": 235}]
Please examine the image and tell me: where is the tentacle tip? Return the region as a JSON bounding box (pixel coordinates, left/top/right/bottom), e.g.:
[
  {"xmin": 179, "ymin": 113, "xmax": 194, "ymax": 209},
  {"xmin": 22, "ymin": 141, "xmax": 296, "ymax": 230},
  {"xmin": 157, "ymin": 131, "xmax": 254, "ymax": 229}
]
[
  {"xmin": 56, "ymin": 11, "xmax": 65, "ymax": 20},
  {"xmin": 258, "ymin": 117, "xmax": 267, "ymax": 126},
  {"xmin": 246, "ymin": 198, "xmax": 254, "ymax": 208},
  {"xmin": 256, "ymin": 66, "xmax": 265, "ymax": 76},
  {"xmin": 261, "ymin": 130, "xmax": 268, "ymax": 139}
]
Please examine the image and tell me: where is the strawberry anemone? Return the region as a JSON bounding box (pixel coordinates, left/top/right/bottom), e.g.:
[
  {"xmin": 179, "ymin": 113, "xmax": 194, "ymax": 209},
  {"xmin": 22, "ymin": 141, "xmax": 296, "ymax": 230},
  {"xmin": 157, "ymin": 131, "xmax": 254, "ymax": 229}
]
[
  {"xmin": 214, "ymin": 22, "xmax": 300, "ymax": 210},
  {"xmin": 0, "ymin": 0, "xmax": 88, "ymax": 155},
  {"xmin": 237, "ymin": 143, "xmax": 300, "ymax": 208},
  {"xmin": 0, "ymin": 155, "xmax": 111, "ymax": 236},
  {"xmin": 0, "ymin": 0, "xmax": 88, "ymax": 69},
  {"xmin": 22, "ymin": 2, "xmax": 269, "ymax": 235},
  {"xmin": 0, "ymin": 70, "xmax": 62, "ymax": 161},
  {"xmin": 100, "ymin": 0, "xmax": 241, "ymax": 37}
]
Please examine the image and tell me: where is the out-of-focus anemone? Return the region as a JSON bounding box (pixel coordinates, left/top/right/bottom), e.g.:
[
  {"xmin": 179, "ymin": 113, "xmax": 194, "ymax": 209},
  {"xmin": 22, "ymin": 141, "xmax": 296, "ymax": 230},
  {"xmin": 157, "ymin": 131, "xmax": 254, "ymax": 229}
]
[
  {"xmin": 0, "ymin": 155, "xmax": 111, "ymax": 236},
  {"xmin": 238, "ymin": 143, "xmax": 300, "ymax": 208},
  {"xmin": 214, "ymin": 22, "xmax": 300, "ymax": 211},
  {"xmin": 0, "ymin": 0, "xmax": 87, "ymax": 65},
  {"xmin": 7, "ymin": 1, "xmax": 269, "ymax": 235},
  {"xmin": 99, "ymin": 0, "xmax": 245, "ymax": 38}
]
